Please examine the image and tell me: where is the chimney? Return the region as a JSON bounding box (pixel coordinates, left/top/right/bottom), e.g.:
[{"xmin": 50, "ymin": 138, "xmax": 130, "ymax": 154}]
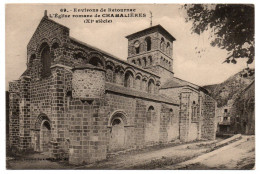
[{"xmin": 44, "ymin": 10, "xmax": 48, "ymax": 18}]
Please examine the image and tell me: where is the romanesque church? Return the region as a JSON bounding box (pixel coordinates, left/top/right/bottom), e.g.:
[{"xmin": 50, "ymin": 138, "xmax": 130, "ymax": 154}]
[{"xmin": 8, "ymin": 12, "xmax": 217, "ymax": 164}]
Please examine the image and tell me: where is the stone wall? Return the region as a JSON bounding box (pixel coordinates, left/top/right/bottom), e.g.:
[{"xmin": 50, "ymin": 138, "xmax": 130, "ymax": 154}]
[
  {"xmin": 201, "ymin": 93, "xmax": 217, "ymax": 140},
  {"xmin": 160, "ymin": 103, "xmax": 179, "ymax": 143},
  {"xmin": 68, "ymin": 98, "xmax": 108, "ymax": 164},
  {"xmin": 19, "ymin": 76, "xmax": 31, "ymax": 150},
  {"xmin": 72, "ymin": 66, "xmax": 105, "ymax": 99},
  {"xmin": 230, "ymin": 81, "xmax": 255, "ymax": 135},
  {"xmin": 9, "ymin": 81, "xmax": 20, "ymax": 148}
]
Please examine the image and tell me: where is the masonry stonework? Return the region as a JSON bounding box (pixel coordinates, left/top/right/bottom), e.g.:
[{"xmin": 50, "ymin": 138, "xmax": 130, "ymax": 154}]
[{"xmin": 8, "ymin": 13, "xmax": 217, "ymax": 165}]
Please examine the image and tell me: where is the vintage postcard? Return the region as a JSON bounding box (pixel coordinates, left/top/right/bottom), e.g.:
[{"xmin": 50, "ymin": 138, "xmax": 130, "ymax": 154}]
[{"xmin": 5, "ymin": 3, "xmax": 255, "ymax": 170}]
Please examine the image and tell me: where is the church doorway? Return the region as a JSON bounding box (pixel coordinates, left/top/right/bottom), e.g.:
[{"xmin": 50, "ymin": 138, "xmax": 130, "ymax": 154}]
[
  {"xmin": 40, "ymin": 120, "xmax": 51, "ymax": 152},
  {"xmin": 108, "ymin": 111, "xmax": 127, "ymax": 152},
  {"xmin": 34, "ymin": 114, "xmax": 51, "ymax": 153}
]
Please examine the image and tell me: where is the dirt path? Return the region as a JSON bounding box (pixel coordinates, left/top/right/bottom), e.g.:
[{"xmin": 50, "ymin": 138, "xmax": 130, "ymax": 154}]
[
  {"xmin": 164, "ymin": 135, "xmax": 255, "ymax": 170},
  {"xmin": 7, "ymin": 140, "xmax": 215, "ymax": 169},
  {"xmin": 77, "ymin": 141, "xmax": 214, "ymax": 169}
]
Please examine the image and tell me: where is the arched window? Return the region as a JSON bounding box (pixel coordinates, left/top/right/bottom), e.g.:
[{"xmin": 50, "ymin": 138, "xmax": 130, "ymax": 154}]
[
  {"xmin": 134, "ymin": 40, "xmax": 140, "ymax": 54},
  {"xmin": 74, "ymin": 52, "xmax": 87, "ymax": 64},
  {"xmin": 89, "ymin": 57, "xmax": 103, "ymax": 67},
  {"xmin": 137, "ymin": 58, "xmax": 142, "ymax": 66},
  {"xmin": 124, "ymin": 71, "xmax": 134, "ymax": 88},
  {"xmin": 143, "ymin": 57, "xmax": 147, "ymax": 67},
  {"xmin": 51, "ymin": 42, "xmax": 59, "ymax": 60},
  {"xmin": 170, "ymin": 108, "xmax": 174, "ymax": 125},
  {"xmin": 142, "ymin": 78, "xmax": 147, "ymax": 92},
  {"xmin": 135, "ymin": 75, "xmax": 141, "ymax": 90},
  {"xmin": 160, "ymin": 37, "xmax": 165, "ymax": 50},
  {"xmin": 40, "ymin": 43, "xmax": 51, "ymax": 77},
  {"xmin": 115, "ymin": 66, "xmax": 124, "ymax": 85},
  {"xmin": 149, "ymin": 56, "xmax": 153, "ymax": 66},
  {"xmin": 145, "ymin": 37, "xmax": 151, "ymax": 51},
  {"xmin": 191, "ymin": 101, "xmax": 198, "ymax": 122},
  {"xmin": 132, "ymin": 60, "xmax": 136, "ymax": 64},
  {"xmin": 148, "ymin": 79, "xmax": 155, "ymax": 94},
  {"xmin": 106, "ymin": 65, "xmax": 114, "ymax": 83},
  {"xmin": 166, "ymin": 42, "xmax": 170, "ymax": 54},
  {"xmin": 147, "ymin": 106, "xmax": 155, "ymax": 123}
]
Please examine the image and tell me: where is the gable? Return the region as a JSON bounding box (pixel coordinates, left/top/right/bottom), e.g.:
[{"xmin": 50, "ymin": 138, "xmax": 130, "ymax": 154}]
[{"xmin": 27, "ymin": 16, "xmax": 69, "ymax": 54}]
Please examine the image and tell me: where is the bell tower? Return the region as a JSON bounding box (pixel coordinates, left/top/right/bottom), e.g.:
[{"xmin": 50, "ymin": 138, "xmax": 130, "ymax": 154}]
[{"xmin": 126, "ymin": 25, "xmax": 176, "ymax": 84}]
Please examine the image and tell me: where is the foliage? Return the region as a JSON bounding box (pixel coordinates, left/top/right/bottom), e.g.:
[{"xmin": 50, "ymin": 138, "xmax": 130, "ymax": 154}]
[{"xmin": 183, "ymin": 4, "xmax": 254, "ymax": 64}]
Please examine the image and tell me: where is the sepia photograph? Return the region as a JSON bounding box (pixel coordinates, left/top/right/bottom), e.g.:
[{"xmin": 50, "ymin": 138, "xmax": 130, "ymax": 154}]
[{"xmin": 5, "ymin": 3, "xmax": 255, "ymax": 170}]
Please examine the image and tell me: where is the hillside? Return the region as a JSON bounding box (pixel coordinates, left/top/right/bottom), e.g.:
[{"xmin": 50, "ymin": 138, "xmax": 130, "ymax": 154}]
[{"xmin": 203, "ymin": 69, "xmax": 254, "ymax": 107}]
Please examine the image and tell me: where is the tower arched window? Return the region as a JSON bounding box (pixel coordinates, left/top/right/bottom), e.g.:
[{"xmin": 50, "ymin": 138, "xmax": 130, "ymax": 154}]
[
  {"xmin": 160, "ymin": 37, "xmax": 165, "ymax": 51},
  {"xmin": 137, "ymin": 58, "xmax": 142, "ymax": 66},
  {"xmin": 149, "ymin": 56, "xmax": 153, "ymax": 66},
  {"xmin": 166, "ymin": 42, "xmax": 170, "ymax": 54},
  {"xmin": 134, "ymin": 40, "xmax": 140, "ymax": 54},
  {"xmin": 143, "ymin": 57, "xmax": 147, "ymax": 67},
  {"xmin": 145, "ymin": 37, "xmax": 151, "ymax": 51}
]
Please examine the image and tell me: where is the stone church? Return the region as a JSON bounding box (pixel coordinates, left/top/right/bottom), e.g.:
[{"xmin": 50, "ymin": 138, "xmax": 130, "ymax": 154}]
[{"xmin": 8, "ymin": 12, "xmax": 217, "ymax": 164}]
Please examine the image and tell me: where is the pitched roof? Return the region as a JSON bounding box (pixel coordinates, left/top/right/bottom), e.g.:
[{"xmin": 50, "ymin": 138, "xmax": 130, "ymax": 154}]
[
  {"xmin": 161, "ymin": 77, "xmax": 209, "ymax": 94},
  {"xmin": 125, "ymin": 24, "xmax": 176, "ymax": 42}
]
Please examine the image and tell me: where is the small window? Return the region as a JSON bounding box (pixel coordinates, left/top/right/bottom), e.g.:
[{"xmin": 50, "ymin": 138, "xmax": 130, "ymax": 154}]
[
  {"xmin": 170, "ymin": 109, "xmax": 174, "ymax": 125},
  {"xmin": 147, "ymin": 106, "xmax": 155, "ymax": 123},
  {"xmin": 135, "ymin": 47, "xmax": 140, "ymax": 54},
  {"xmin": 224, "ymin": 109, "xmax": 228, "ymax": 113},
  {"xmin": 191, "ymin": 102, "xmax": 198, "ymax": 122}
]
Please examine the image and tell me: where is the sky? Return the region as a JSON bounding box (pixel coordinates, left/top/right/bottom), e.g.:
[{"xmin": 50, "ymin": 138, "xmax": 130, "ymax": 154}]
[{"xmin": 5, "ymin": 4, "xmax": 254, "ymax": 89}]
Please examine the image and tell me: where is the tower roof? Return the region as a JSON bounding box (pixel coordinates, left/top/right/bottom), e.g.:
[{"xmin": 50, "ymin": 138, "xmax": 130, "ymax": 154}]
[{"xmin": 125, "ymin": 24, "xmax": 176, "ymax": 42}]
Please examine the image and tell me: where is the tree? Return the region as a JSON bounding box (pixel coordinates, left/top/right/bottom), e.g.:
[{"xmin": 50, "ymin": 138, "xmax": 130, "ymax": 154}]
[{"xmin": 183, "ymin": 4, "xmax": 254, "ymax": 65}]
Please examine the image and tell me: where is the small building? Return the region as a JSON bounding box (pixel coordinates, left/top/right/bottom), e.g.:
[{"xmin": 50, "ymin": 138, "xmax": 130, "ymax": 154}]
[{"xmin": 216, "ymin": 100, "xmax": 233, "ymax": 134}]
